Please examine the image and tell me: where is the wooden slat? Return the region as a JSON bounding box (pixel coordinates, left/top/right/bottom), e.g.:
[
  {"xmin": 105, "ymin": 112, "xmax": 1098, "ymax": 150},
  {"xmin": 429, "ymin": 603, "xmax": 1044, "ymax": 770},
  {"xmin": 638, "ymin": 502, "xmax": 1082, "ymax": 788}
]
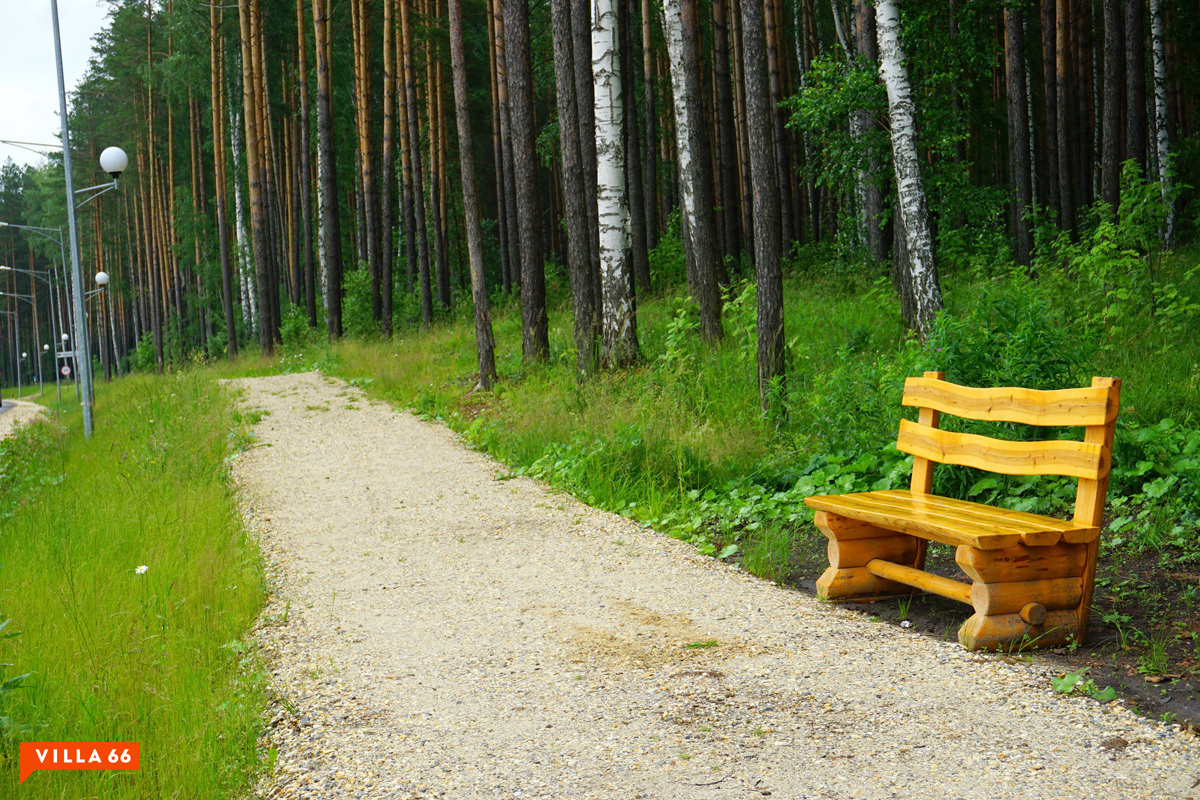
[
  {"xmin": 872, "ymin": 490, "xmax": 1086, "ymax": 534},
  {"xmin": 806, "ymin": 492, "xmax": 1022, "ymax": 549},
  {"xmin": 866, "ymin": 559, "xmax": 973, "ymax": 605},
  {"xmin": 902, "ymin": 377, "xmax": 1116, "ymax": 427},
  {"xmin": 896, "ymin": 419, "xmax": 1106, "ymax": 480}
]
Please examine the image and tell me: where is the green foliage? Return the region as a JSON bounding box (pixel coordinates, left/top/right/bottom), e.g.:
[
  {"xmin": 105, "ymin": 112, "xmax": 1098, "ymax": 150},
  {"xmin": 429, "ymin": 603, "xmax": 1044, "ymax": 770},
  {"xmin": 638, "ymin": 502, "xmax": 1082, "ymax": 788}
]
[
  {"xmin": 1051, "ymin": 670, "xmax": 1119, "ymax": 702},
  {"xmin": 280, "ymin": 304, "xmax": 321, "ymax": 353},
  {"xmin": 647, "ymin": 212, "xmax": 688, "ymax": 289},
  {"xmin": 925, "ymin": 269, "xmax": 1094, "ymax": 390},
  {"xmin": 785, "ymin": 55, "xmax": 889, "ymax": 198},
  {"xmin": 341, "ymin": 267, "xmax": 379, "ymax": 339},
  {"xmin": 131, "ymin": 332, "xmax": 157, "ymax": 373}
]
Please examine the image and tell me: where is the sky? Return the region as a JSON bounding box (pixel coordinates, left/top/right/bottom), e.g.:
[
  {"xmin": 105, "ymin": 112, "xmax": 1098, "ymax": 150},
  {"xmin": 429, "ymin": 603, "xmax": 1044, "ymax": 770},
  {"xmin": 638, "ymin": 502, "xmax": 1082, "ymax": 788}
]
[{"xmin": 0, "ymin": 0, "xmax": 112, "ymax": 168}]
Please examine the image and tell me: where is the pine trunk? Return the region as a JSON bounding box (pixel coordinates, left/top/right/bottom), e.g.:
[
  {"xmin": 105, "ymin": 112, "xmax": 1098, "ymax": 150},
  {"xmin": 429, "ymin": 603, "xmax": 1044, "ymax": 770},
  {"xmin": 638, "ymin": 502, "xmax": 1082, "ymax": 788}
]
[
  {"xmin": 1101, "ymin": 0, "xmax": 1122, "ymax": 210},
  {"xmin": 550, "ymin": 0, "xmax": 599, "ymax": 373},
  {"xmin": 1056, "ymin": 0, "xmax": 1075, "ymax": 232},
  {"xmin": 740, "ymin": 0, "xmax": 784, "ymax": 410},
  {"xmin": 211, "ymin": 2, "xmax": 237, "ymax": 358},
  {"xmin": 504, "ymin": 0, "xmax": 549, "ymax": 360},
  {"xmin": 447, "ymin": 0, "xmax": 498, "ymax": 389},
  {"xmin": 1126, "ymin": 0, "xmax": 1146, "ymax": 171},
  {"xmin": 400, "ymin": 0, "xmax": 435, "ymax": 323},
  {"xmin": 1005, "ymin": 7, "xmax": 1033, "ymax": 266},
  {"xmin": 312, "ymin": 0, "xmax": 344, "ymax": 338}
]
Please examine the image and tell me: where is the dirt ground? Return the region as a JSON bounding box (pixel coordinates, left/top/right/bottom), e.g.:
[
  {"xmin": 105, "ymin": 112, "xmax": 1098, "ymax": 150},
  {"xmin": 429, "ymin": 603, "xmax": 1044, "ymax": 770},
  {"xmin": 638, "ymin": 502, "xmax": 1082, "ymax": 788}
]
[{"xmin": 788, "ymin": 537, "xmax": 1200, "ymax": 733}]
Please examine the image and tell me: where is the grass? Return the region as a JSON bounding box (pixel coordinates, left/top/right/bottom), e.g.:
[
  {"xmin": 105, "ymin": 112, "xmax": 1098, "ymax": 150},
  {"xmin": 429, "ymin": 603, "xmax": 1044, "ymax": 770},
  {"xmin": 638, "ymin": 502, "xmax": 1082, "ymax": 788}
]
[{"xmin": 0, "ymin": 371, "xmax": 266, "ymax": 798}]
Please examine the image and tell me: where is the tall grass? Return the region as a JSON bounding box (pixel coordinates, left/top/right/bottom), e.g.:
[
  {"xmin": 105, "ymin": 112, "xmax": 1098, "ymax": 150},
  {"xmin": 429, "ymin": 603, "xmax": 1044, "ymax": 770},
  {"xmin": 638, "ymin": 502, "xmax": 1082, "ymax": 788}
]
[{"xmin": 0, "ymin": 372, "xmax": 265, "ymax": 798}]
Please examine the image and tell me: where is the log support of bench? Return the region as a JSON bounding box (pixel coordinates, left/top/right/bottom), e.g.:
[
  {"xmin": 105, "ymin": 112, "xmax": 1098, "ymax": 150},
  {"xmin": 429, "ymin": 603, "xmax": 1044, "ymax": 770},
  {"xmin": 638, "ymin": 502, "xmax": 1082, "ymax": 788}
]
[
  {"xmin": 813, "ymin": 511, "xmax": 920, "ymax": 600},
  {"xmin": 815, "ymin": 509, "xmax": 1091, "ymax": 651},
  {"xmin": 955, "ymin": 542, "xmax": 1088, "ymax": 650}
]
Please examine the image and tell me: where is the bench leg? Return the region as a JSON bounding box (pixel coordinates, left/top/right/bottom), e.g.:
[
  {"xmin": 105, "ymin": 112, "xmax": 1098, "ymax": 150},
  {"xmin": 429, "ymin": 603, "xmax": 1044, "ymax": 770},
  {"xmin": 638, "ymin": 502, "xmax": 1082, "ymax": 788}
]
[
  {"xmin": 814, "ymin": 511, "xmax": 920, "ymax": 601},
  {"xmin": 955, "ymin": 542, "xmax": 1089, "ymax": 651}
]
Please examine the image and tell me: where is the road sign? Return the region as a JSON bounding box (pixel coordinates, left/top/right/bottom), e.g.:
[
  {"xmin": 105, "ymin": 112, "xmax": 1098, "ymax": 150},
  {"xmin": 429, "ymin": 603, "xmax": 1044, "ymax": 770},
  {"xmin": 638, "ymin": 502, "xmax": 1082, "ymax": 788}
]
[{"xmin": 60, "ymin": 365, "xmax": 71, "ymax": 377}]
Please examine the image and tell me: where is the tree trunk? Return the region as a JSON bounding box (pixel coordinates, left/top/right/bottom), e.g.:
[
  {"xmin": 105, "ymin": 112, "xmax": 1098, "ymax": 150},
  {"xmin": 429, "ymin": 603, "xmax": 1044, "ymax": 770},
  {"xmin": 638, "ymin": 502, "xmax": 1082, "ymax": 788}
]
[
  {"xmin": 1005, "ymin": 6, "xmax": 1033, "ymax": 266},
  {"xmin": 572, "ymin": 0, "xmax": 603, "ymax": 315},
  {"xmin": 1125, "ymin": 0, "xmax": 1147, "ymax": 171},
  {"xmin": 551, "ymin": 0, "xmax": 599, "ymax": 373},
  {"xmin": 311, "ymin": 0, "xmax": 343, "ymax": 338},
  {"xmin": 426, "ymin": 0, "xmax": 451, "ymax": 312},
  {"xmin": 400, "ymin": 0, "xmax": 435, "ymax": 323},
  {"xmin": 1056, "ymin": 0, "xmax": 1075, "ymax": 232},
  {"xmin": 1150, "ymin": 0, "xmax": 1174, "ymax": 246},
  {"xmin": 740, "ymin": 0, "xmax": 784, "ymax": 411},
  {"xmin": 1101, "ymin": 0, "xmax": 1122, "ymax": 211},
  {"xmin": 397, "ymin": 0, "xmax": 419, "ymax": 298},
  {"xmin": 854, "ymin": 0, "xmax": 884, "ymax": 262},
  {"xmin": 621, "ymin": 0, "xmax": 651, "ymax": 296},
  {"xmin": 1042, "ymin": 0, "xmax": 1061, "ymax": 222},
  {"xmin": 211, "ymin": 1, "xmax": 237, "ymax": 358},
  {"xmin": 447, "ymin": 0, "xmax": 498, "ymax": 389},
  {"xmin": 642, "ymin": 0, "xmax": 658, "ymax": 252},
  {"xmin": 712, "ymin": 0, "xmax": 740, "ymax": 265},
  {"xmin": 764, "ymin": 0, "xmax": 795, "ymax": 251},
  {"xmin": 662, "ymin": 0, "xmax": 724, "ymax": 340},
  {"xmin": 493, "ymin": 2, "xmax": 521, "ymax": 293},
  {"xmin": 875, "ymin": 0, "xmax": 943, "ymax": 336},
  {"xmin": 486, "ymin": 0, "xmax": 511, "ymax": 292},
  {"xmin": 381, "ymin": 0, "xmax": 396, "ymax": 334},
  {"xmin": 595, "ymin": 0, "xmax": 638, "ymax": 367},
  {"xmin": 238, "ymin": 0, "xmax": 273, "ymax": 355},
  {"xmin": 504, "ymin": 0, "xmax": 549, "ymax": 360}
]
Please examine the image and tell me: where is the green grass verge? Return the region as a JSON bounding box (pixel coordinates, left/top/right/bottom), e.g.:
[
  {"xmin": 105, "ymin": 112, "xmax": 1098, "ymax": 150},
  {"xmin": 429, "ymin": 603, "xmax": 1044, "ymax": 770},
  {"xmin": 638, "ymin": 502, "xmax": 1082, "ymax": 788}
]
[{"xmin": 0, "ymin": 372, "xmax": 266, "ymax": 798}]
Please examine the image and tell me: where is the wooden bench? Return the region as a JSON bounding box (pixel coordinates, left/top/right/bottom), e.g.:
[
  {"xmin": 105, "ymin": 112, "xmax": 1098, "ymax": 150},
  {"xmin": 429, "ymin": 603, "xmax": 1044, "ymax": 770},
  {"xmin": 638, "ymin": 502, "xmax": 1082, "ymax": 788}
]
[{"xmin": 803, "ymin": 371, "xmax": 1121, "ymax": 651}]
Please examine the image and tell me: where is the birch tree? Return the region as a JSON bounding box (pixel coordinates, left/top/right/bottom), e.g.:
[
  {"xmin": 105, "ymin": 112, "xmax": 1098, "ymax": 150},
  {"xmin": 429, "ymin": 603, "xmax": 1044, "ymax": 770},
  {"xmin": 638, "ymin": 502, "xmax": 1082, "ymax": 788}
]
[
  {"xmin": 1150, "ymin": 0, "xmax": 1174, "ymax": 247},
  {"xmin": 661, "ymin": 0, "xmax": 723, "ymax": 341},
  {"xmin": 875, "ymin": 0, "xmax": 943, "ymax": 335},
  {"xmin": 594, "ymin": 0, "xmax": 637, "ymax": 367}
]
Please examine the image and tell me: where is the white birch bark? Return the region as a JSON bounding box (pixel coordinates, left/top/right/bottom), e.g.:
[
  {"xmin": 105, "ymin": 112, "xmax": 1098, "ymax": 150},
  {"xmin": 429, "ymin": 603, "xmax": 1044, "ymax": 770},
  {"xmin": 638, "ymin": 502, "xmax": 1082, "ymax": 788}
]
[
  {"xmin": 594, "ymin": 0, "xmax": 635, "ymax": 366},
  {"xmin": 660, "ymin": 0, "xmax": 696, "ymax": 268},
  {"xmin": 227, "ymin": 95, "xmax": 258, "ymax": 333},
  {"xmin": 1151, "ymin": 0, "xmax": 1175, "ymax": 247},
  {"xmin": 316, "ymin": 133, "xmax": 329, "ymax": 299},
  {"xmin": 875, "ymin": 0, "xmax": 942, "ymax": 334}
]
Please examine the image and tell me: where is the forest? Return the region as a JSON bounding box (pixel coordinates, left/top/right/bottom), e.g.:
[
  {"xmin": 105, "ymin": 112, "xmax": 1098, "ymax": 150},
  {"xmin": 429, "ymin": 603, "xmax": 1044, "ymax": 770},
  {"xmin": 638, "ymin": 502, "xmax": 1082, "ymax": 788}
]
[{"xmin": 0, "ymin": 0, "xmax": 1194, "ymax": 395}]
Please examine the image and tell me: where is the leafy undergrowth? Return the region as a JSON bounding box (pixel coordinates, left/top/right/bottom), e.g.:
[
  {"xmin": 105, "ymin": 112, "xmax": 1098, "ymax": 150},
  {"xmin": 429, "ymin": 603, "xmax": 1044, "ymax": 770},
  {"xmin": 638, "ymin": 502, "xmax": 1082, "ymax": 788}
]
[
  {"xmin": 268, "ymin": 235, "xmax": 1200, "ymax": 730},
  {"xmin": 0, "ymin": 373, "xmax": 266, "ymax": 798}
]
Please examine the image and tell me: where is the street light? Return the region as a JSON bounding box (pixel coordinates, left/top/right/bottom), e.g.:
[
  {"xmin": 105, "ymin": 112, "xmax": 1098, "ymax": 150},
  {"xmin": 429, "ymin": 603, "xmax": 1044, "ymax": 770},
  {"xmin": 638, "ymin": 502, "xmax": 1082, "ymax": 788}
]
[{"xmin": 52, "ymin": 0, "xmax": 126, "ymax": 438}]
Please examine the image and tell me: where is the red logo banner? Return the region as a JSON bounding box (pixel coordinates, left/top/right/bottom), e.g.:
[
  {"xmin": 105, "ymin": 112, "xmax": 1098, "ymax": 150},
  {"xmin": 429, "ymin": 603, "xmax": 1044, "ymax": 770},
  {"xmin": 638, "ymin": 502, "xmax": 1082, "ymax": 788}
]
[{"xmin": 19, "ymin": 742, "xmax": 140, "ymax": 784}]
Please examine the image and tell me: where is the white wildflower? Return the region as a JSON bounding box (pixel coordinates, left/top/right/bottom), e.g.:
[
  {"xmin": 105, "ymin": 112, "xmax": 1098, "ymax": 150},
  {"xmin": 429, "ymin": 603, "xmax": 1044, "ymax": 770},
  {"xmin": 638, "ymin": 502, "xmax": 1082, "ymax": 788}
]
[{"xmin": 135, "ymin": 565, "xmax": 149, "ymax": 575}]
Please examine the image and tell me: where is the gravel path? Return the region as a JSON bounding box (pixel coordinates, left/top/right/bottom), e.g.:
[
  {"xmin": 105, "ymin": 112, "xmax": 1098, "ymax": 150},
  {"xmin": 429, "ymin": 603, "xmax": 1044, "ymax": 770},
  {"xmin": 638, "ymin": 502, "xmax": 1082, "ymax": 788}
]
[
  {"xmin": 0, "ymin": 398, "xmax": 46, "ymax": 440},
  {"xmin": 230, "ymin": 372, "xmax": 1199, "ymax": 800}
]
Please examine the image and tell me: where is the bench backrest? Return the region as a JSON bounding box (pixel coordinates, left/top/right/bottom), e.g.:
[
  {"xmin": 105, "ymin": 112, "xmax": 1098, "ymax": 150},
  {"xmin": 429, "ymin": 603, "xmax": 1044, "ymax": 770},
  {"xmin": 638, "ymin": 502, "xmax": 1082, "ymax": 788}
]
[{"xmin": 898, "ymin": 371, "xmax": 1121, "ymax": 530}]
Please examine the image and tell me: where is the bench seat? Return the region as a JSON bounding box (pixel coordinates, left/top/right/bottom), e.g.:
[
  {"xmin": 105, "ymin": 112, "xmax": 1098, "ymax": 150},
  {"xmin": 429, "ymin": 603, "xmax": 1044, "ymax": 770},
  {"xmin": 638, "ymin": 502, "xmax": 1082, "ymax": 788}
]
[{"xmin": 804, "ymin": 489, "xmax": 1099, "ymax": 550}]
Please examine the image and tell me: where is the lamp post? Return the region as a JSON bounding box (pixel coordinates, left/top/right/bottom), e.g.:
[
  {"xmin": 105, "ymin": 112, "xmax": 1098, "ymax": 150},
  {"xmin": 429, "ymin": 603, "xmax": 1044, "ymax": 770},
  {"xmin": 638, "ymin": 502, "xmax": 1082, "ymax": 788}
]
[{"xmin": 51, "ymin": 0, "xmax": 126, "ymax": 439}]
